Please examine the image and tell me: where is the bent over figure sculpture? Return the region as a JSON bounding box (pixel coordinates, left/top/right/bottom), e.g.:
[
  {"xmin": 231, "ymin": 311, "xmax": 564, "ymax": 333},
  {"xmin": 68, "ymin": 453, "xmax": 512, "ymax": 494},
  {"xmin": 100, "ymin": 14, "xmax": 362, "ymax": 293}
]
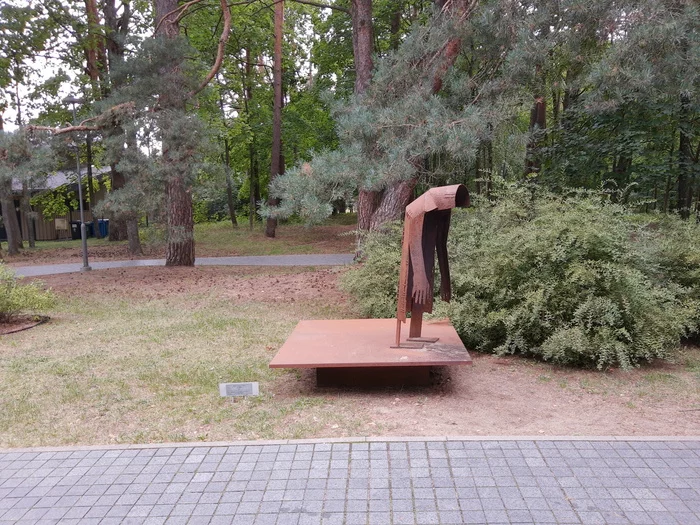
[{"xmin": 395, "ymin": 184, "xmax": 470, "ymax": 347}]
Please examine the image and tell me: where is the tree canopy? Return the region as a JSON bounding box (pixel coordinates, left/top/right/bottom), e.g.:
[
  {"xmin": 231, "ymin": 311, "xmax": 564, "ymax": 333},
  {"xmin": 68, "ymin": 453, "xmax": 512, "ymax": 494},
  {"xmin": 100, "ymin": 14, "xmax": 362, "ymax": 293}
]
[{"xmin": 0, "ymin": 0, "xmax": 697, "ymax": 262}]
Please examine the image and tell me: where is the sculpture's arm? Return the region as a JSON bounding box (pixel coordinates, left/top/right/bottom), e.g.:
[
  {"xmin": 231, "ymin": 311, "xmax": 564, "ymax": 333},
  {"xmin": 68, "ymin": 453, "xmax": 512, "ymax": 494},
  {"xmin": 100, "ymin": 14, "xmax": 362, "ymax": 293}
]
[
  {"xmin": 436, "ymin": 210, "xmax": 451, "ymax": 302},
  {"xmin": 408, "ymin": 213, "xmax": 431, "ymax": 305}
]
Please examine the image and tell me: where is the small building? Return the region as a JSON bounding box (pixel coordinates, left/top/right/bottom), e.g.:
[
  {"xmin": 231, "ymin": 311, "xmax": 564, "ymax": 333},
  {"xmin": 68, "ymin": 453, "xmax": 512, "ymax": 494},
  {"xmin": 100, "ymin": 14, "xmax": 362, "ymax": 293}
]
[{"xmin": 0, "ymin": 167, "xmax": 110, "ymax": 242}]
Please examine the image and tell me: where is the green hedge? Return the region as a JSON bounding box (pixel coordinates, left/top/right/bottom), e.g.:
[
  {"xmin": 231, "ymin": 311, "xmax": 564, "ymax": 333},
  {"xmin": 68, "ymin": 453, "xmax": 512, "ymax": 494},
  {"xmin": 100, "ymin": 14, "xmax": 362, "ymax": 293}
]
[
  {"xmin": 0, "ymin": 264, "xmax": 56, "ymax": 323},
  {"xmin": 343, "ymin": 185, "xmax": 700, "ymax": 369}
]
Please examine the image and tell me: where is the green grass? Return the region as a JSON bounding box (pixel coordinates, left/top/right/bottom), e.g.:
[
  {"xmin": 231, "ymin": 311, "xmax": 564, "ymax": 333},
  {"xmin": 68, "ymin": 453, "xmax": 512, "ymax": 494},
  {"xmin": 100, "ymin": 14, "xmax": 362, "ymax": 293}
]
[
  {"xmin": 25, "ymin": 237, "xmax": 115, "ymax": 251},
  {"xmin": 14, "ymin": 214, "xmax": 357, "ymax": 260},
  {"xmin": 0, "ymin": 282, "xmax": 362, "ymax": 447},
  {"xmin": 192, "ymin": 214, "xmax": 357, "ymax": 256}
]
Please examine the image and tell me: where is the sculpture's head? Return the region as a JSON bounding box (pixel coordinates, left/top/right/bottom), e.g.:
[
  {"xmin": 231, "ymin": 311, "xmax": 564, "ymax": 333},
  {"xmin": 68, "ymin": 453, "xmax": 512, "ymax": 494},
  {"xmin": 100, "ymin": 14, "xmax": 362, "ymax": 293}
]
[
  {"xmin": 427, "ymin": 184, "xmax": 470, "ymax": 211},
  {"xmin": 454, "ymin": 184, "xmax": 470, "ymax": 208}
]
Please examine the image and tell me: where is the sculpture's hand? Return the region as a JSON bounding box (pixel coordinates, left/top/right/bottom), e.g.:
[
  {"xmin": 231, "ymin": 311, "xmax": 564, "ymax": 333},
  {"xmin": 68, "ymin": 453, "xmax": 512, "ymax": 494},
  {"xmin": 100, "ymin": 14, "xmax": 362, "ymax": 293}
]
[
  {"xmin": 440, "ymin": 285, "xmax": 451, "ymax": 302},
  {"xmin": 412, "ymin": 282, "xmax": 431, "ymax": 305}
]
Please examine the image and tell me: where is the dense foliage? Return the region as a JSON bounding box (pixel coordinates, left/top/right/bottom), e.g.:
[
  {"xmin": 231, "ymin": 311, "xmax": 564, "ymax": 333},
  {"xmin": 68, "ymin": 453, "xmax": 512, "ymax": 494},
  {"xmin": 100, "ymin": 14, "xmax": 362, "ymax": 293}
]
[
  {"xmin": 270, "ymin": 0, "xmax": 699, "ymax": 227},
  {"xmin": 343, "ymin": 184, "xmax": 700, "ymax": 369},
  {"xmin": 0, "ymin": 264, "xmax": 56, "ymax": 322}
]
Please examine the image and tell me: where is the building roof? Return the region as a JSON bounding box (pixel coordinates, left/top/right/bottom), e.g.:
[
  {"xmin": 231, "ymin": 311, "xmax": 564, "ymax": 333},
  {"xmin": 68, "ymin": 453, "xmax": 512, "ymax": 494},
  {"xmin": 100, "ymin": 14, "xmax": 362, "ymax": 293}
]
[{"xmin": 12, "ymin": 166, "xmax": 111, "ymax": 193}]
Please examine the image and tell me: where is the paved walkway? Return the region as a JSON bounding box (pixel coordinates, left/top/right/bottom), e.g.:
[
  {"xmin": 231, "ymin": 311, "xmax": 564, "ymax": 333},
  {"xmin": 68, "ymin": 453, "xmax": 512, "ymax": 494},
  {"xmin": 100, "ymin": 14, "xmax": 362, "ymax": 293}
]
[
  {"xmin": 1, "ymin": 437, "xmax": 698, "ymax": 525},
  {"xmin": 10, "ymin": 254, "xmax": 355, "ymax": 278}
]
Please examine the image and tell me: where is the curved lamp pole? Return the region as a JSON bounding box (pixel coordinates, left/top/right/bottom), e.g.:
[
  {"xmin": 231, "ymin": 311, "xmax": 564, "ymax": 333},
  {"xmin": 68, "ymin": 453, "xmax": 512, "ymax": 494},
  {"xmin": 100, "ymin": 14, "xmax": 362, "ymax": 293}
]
[{"xmin": 63, "ymin": 95, "xmax": 91, "ymax": 272}]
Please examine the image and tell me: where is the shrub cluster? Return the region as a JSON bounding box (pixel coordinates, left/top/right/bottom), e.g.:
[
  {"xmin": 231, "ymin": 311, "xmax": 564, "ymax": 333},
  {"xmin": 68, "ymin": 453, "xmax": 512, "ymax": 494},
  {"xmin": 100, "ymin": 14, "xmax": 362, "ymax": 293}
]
[
  {"xmin": 343, "ymin": 185, "xmax": 700, "ymax": 369},
  {"xmin": 0, "ymin": 264, "xmax": 56, "ymax": 323}
]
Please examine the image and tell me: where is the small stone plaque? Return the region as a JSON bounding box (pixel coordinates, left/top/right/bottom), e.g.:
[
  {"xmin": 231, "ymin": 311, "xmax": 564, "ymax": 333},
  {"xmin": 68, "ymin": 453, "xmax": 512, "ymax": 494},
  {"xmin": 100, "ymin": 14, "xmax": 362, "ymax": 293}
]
[{"xmin": 219, "ymin": 382, "xmax": 259, "ymax": 397}]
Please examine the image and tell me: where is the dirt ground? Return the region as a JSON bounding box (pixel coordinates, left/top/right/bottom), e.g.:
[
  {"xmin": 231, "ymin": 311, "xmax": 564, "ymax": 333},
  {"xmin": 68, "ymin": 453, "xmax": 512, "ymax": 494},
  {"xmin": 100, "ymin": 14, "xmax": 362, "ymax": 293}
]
[
  {"xmin": 6, "ymin": 243, "xmax": 162, "ymax": 265},
  {"xmin": 24, "ymin": 266, "xmax": 700, "ymax": 438}
]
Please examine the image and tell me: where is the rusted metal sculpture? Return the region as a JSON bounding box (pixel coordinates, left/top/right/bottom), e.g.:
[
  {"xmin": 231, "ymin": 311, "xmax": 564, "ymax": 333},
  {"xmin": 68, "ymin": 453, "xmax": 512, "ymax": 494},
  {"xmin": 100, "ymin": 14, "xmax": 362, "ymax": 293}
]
[
  {"xmin": 395, "ymin": 184, "xmax": 470, "ymax": 347},
  {"xmin": 269, "ymin": 183, "xmax": 473, "ymax": 387}
]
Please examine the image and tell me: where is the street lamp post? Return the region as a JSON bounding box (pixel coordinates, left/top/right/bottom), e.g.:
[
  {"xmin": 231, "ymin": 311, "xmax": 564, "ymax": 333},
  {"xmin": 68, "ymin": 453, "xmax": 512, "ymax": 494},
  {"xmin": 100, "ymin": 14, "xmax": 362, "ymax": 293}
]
[{"xmin": 63, "ymin": 95, "xmax": 91, "ymax": 271}]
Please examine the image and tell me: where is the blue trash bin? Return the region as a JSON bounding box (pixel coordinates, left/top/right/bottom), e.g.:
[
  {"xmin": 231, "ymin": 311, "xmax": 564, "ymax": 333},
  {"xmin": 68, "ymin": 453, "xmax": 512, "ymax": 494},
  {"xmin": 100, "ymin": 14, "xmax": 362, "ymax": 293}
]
[{"xmin": 98, "ymin": 219, "xmax": 109, "ymax": 237}]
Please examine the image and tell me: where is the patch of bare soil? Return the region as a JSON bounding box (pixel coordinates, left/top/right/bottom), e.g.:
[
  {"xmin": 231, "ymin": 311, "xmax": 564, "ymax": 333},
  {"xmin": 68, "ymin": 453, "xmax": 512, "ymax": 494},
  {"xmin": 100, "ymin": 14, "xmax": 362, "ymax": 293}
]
[
  {"xmin": 40, "ymin": 266, "xmax": 351, "ymax": 306},
  {"xmin": 39, "ymin": 266, "xmax": 700, "ymax": 437},
  {"xmin": 274, "ymin": 350, "xmax": 700, "ymax": 437},
  {"xmin": 4, "ymin": 243, "xmax": 162, "ymax": 265}
]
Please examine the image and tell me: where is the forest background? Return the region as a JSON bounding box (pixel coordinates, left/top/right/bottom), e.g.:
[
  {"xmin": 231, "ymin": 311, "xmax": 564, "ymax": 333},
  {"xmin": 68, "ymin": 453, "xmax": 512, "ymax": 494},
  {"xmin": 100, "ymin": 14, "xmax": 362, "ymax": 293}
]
[{"xmin": 0, "ymin": 0, "xmax": 697, "ymax": 266}]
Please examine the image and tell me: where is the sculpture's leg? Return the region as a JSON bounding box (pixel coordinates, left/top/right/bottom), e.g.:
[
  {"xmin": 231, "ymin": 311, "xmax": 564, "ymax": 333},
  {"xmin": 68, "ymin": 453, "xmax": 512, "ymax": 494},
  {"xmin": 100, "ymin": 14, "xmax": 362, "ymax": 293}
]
[
  {"xmin": 408, "ymin": 305, "xmax": 439, "ymax": 343},
  {"xmin": 409, "ymin": 306, "xmax": 423, "ymax": 338}
]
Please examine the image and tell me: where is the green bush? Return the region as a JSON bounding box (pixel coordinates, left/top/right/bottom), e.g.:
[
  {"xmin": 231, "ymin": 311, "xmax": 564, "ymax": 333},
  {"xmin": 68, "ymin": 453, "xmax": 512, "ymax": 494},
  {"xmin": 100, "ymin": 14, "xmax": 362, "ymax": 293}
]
[
  {"xmin": 0, "ymin": 264, "xmax": 57, "ymax": 323},
  {"xmin": 343, "ymin": 184, "xmax": 700, "ymax": 369}
]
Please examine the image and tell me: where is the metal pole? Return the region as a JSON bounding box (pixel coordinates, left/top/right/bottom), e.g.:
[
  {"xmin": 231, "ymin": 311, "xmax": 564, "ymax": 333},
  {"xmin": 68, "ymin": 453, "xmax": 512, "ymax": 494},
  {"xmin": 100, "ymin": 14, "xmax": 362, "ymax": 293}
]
[{"xmin": 66, "ymin": 97, "xmax": 91, "ymax": 271}]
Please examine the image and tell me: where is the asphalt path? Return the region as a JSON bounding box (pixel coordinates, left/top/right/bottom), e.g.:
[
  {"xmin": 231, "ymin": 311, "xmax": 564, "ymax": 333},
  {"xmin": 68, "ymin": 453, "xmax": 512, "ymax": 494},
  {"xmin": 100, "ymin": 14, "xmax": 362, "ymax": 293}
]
[{"xmin": 9, "ymin": 254, "xmax": 356, "ymax": 278}]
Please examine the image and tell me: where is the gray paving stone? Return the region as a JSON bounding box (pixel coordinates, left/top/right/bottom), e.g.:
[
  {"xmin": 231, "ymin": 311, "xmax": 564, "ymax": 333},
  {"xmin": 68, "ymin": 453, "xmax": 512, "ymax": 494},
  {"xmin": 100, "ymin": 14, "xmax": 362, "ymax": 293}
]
[{"xmin": 0, "ymin": 439, "xmax": 698, "ymax": 525}]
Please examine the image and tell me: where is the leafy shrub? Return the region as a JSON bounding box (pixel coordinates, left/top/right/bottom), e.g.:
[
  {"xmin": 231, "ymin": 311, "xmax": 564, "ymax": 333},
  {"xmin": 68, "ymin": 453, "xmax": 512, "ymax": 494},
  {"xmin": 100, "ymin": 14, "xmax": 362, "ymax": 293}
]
[
  {"xmin": 343, "ymin": 184, "xmax": 700, "ymax": 369},
  {"xmin": 0, "ymin": 264, "xmax": 57, "ymax": 323}
]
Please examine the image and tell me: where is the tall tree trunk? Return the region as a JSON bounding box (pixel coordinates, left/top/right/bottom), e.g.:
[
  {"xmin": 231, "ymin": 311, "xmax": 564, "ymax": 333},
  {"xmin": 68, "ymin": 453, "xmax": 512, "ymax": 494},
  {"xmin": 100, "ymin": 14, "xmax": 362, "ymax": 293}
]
[
  {"xmin": 105, "ymin": 0, "xmax": 140, "ymax": 250},
  {"xmin": 3, "ymin": 94, "xmax": 28, "ymax": 252},
  {"xmin": 85, "ymin": 133, "xmax": 102, "ymax": 239},
  {"xmin": 0, "ymin": 182, "xmax": 21, "ymax": 255},
  {"xmin": 266, "ymin": 0, "xmax": 284, "ymax": 238},
  {"xmin": 525, "ymin": 94, "xmax": 546, "ymax": 176},
  {"xmin": 20, "ymin": 182, "xmax": 35, "ymax": 248},
  {"xmin": 84, "ymin": 0, "xmax": 107, "ymax": 96},
  {"xmin": 108, "ymin": 169, "xmax": 128, "ymax": 241},
  {"xmin": 164, "ymin": 176, "xmax": 194, "ymax": 266},
  {"xmin": 677, "ymin": 93, "xmax": 693, "ymax": 219},
  {"xmin": 613, "ymin": 155, "xmax": 632, "ymax": 187},
  {"xmin": 475, "ymin": 144, "xmax": 482, "ymax": 195},
  {"xmin": 224, "ymin": 138, "xmax": 237, "ymax": 228},
  {"xmin": 389, "ymin": 1, "xmax": 402, "ymax": 51},
  {"xmin": 486, "ymin": 136, "xmax": 493, "ymax": 197},
  {"xmin": 0, "ymin": 112, "xmax": 3, "ymax": 258},
  {"xmin": 243, "ymin": 48, "xmax": 257, "ymax": 231},
  {"xmin": 562, "ymin": 69, "xmax": 579, "ymax": 112},
  {"xmin": 357, "ymin": 0, "xmax": 471, "ymax": 231},
  {"xmin": 368, "ymin": 179, "xmax": 417, "ymax": 231},
  {"xmin": 357, "ymin": 189, "xmax": 380, "ymax": 230},
  {"xmin": 249, "ymin": 142, "xmax": 257, "ymax": 230},
  {"xmin": 126, "ymin": 217, "xmax": 142, "ymax": 255},
  {"xmin": 351, "ymin": 0, "xmax": 374, "ymax": 95},
  {"xmin": 156, "ymin": 0, "xmax": 194, "ymax": 266},
  {"xmin": 10, "ymin": 76, "xmax": 24, "ymax": 251},
  {"xmin": 352, "ymin": 0, "xmax": 378, "ymax": 230}
]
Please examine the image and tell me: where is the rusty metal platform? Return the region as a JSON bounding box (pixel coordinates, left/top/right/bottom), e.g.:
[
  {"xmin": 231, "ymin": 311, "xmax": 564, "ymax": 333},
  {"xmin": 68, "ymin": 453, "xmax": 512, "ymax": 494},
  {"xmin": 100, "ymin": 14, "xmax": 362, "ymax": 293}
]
[{"xmin": 269, "ymin": 319, "xmax": 471, "ymax": 386}]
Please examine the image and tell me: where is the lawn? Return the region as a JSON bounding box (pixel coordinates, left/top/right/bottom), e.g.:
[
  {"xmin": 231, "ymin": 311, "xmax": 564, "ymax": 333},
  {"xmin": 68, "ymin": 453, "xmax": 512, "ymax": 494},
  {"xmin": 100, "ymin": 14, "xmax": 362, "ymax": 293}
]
[
  {"xmin": 0, "ymin": 263, "xmax": 698, "ymax": 448},
  {"xmin": 2, "ymin": 214, "xmax": 358, "ymax": 265}
]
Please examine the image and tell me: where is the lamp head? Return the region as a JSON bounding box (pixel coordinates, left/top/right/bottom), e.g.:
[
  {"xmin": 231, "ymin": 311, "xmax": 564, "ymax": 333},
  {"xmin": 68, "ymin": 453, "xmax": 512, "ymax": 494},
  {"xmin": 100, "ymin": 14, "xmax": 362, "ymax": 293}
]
[{"xmin": 62, "ymin": 96, "xmax": 85, "ymax": 106}]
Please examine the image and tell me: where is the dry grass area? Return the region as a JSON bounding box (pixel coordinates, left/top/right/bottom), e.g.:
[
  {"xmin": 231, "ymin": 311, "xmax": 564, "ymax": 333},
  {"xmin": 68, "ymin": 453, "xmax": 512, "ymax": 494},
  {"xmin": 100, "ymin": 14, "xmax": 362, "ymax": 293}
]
[
  {"xmin": 0, "ymin": 265, "xmax": 698, "ymax": 448},
  {"xmin": 3, "ymin": 216, "xmax": 357, "ymax": 266}
]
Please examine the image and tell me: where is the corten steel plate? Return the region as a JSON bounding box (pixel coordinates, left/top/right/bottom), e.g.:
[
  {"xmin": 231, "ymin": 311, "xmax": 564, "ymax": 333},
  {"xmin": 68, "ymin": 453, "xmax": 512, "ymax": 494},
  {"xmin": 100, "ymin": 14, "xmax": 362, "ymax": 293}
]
[{"xmin": 269, "ymin": 318, "xmax": 472, "ymax": 369}]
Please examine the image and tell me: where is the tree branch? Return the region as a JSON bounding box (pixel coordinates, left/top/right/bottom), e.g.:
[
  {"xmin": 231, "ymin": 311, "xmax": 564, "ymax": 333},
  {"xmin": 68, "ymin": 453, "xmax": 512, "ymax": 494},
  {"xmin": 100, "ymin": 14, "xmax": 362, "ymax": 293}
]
[
  {"xmin": 27, "ymin": 102, "xmax": 136, "ymax": 135},
  {"xmin": 154, "ymin": 0, "xmax": 205, "ymax": 34},
  {"xmin": 190, "ymin": 0, "xmax": 233, "ymax": 97},
  {"xmin": 29, "ymin": 124, "xmax": 101, "ymax": 135},
  {"xmin": 290, "ymin": 0, "xmax": 349, "ymax": 14}
]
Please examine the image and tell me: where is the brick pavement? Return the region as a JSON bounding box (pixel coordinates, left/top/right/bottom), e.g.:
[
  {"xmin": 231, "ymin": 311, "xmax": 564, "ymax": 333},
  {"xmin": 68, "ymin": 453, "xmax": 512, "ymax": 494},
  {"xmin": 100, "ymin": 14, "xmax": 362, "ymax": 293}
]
[{"xmin": 0, "ymin": 438, "xmax": 699, "ymax": 525}]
